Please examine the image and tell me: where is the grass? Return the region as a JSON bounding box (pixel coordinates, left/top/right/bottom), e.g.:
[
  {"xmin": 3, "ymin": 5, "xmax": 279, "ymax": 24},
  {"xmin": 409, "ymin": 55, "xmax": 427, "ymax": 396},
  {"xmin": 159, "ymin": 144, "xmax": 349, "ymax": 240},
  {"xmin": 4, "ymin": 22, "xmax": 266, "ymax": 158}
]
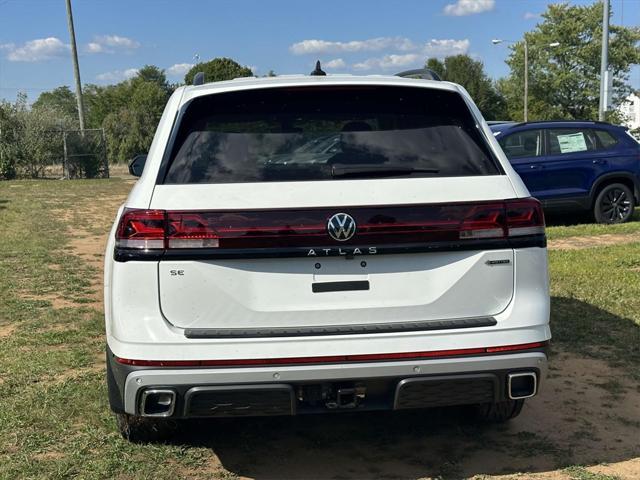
[
  {"xmin": 0, "ymin": 179, "xmax": 639, "ymax": 479},
  {"xmin": 546, "ymin": 209, "xmax": 640, "ymax": 240},
  {"xmin": 0, "ymin": 179, "xmax": 216, "ymax": 479},
  {"xmin": 564, "ymin": 466, "xmax": 622, "ymax": 480},
  {"xmin": 548, "ymin": 243, "xmax": 640, "ymax": 377}
]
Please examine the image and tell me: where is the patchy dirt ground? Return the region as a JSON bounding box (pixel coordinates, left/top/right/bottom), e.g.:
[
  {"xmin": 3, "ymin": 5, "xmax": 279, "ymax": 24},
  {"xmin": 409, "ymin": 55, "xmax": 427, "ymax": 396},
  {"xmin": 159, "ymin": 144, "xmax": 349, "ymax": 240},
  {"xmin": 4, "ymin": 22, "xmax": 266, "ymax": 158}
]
[
  {"xmin": 548, "ymin": 233, "xmax": 640, "ymax": 250},
  {"xmin": 41, "ymin": 185, "xmax": 134, "ymax": 309},
  {"xmin": 54, "ymin": 190, "xmax": 640, "ymax": 479}
]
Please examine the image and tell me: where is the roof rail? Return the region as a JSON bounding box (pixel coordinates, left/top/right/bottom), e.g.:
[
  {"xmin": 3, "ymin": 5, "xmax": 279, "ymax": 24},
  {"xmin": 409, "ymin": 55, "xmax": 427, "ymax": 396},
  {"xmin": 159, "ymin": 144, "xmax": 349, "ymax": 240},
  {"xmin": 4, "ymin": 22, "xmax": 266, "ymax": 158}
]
[
  {"xmin": 192, "ymin": 72, "xmax": 205, "ymax": 86},
  {"xmin": 395, "ymin": 68, "xmax": 441, "ymax": 81},
  {"xmin": 510, "ymin": 119, "xmax": 612, "ymax": 128}
]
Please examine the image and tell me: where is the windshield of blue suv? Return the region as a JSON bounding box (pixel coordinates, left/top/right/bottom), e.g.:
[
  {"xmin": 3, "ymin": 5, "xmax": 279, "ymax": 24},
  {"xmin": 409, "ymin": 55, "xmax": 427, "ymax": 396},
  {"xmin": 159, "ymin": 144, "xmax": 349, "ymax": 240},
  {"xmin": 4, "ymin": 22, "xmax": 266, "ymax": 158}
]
[{"xmin": 162, "ymin": 85, "xmax": 501, "ymax": 184}]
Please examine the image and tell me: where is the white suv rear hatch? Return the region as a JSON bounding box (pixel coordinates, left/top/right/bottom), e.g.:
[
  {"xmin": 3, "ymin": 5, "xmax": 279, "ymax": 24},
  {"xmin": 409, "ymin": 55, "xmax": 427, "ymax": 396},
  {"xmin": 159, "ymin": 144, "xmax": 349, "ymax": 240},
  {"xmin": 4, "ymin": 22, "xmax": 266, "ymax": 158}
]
[{"xmin": 118, "ymin": 83, "xmax": 544, "ymax": 335}]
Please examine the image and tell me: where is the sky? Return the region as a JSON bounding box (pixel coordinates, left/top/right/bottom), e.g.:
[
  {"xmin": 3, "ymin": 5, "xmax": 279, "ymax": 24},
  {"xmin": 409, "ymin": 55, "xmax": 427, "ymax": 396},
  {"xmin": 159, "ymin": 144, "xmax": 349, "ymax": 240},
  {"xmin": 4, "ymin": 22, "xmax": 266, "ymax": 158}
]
[{"xmin": 0, "ymin": 0, "xmax": 638, "ymax": 103}]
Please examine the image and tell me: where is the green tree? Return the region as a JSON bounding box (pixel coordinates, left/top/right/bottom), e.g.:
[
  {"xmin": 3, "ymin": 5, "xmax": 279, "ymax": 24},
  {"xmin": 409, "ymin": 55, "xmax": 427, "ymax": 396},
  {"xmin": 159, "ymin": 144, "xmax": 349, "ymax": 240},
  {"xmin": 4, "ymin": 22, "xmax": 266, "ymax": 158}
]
[
  {"xmin": 500, "ymin": 1, "xmax": 640, "ymax": 121},
  {"xmin": 426, "ymin": 55, "xmax": 507, "ymax": 120},
  {"xmin": 84, "ymin": 66, "xmax": 173, "ymax": 129},
  {"xmin": 0, "ymin": 93, "xmax": 74, "ymax": 179},
  {"xmin": 102, "ymin": 79, "xmax": 170, "ymax": 163},
  {"xmin": 184, "ymin": 57, "xmax": 253, "ymax": 85},
  {"xmin": 134, "ymin": 65, "xmax": 171, "ymax": 95},
  {"xmin": 32, "ymin": 86, "xmax": 79, "ymax": 122},
  {"xmin": 80, "ymin": 66, "xmax": 173, "ymax": 163}
]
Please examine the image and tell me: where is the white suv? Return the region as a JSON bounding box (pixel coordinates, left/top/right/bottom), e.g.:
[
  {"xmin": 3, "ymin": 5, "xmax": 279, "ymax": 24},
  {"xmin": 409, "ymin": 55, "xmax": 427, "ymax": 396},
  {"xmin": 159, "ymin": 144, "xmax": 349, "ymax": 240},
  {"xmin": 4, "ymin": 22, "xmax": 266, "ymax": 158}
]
[{"xmin": 104, "ymin": 72, "xmax": 550, "ymax": 441}]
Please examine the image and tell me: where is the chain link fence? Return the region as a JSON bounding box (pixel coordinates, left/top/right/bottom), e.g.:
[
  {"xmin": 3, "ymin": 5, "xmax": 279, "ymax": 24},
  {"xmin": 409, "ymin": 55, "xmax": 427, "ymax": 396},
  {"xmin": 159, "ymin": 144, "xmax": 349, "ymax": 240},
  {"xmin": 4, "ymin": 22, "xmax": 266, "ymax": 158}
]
[
  {"xmin": 0, "ymin": 127, "xmax": 109, "ymax": 180},
  {"xmin": 62, "ymin": 129, "xmax": 109, "ymax": 179}
]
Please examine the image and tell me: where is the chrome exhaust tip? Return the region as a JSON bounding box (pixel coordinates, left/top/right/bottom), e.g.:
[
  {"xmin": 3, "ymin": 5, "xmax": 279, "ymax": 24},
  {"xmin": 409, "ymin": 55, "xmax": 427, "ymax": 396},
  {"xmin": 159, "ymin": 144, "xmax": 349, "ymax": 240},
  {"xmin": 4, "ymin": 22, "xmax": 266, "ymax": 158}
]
[
  {"xmin": 140, "ymin": 389, "xmax": 176, "ymax": 417},
  {"xmin": 507, "ymin": 372, "xmax": 537, "ymax": 400}
]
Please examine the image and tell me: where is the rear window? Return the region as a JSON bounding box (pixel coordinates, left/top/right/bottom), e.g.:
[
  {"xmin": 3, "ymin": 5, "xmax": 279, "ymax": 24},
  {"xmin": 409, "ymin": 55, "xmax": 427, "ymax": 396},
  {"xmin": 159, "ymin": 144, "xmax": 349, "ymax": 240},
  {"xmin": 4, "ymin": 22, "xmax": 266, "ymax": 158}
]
[
  {"xmin": 498, "ymin": 129, "xmax": 543, "ymax": 159},
  {"xmin": 593, "ymin": 129, "xmax": 618, "ymax": 149},
  {"xmin": 162, "ymin": 86, "xmax": 500, "ymax": 184}
]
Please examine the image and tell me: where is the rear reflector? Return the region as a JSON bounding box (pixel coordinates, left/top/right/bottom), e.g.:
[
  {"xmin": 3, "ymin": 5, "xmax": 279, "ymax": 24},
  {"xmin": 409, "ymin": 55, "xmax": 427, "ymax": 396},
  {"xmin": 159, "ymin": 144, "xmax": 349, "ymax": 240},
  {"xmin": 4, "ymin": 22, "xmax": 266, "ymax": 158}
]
[
  {"xmin": 115, "ymin": 198, "xmax": 545, "ymax": 250},
  {"xmin": 115, "ymin": 341, "xmax": 548, "ymax": 367}
]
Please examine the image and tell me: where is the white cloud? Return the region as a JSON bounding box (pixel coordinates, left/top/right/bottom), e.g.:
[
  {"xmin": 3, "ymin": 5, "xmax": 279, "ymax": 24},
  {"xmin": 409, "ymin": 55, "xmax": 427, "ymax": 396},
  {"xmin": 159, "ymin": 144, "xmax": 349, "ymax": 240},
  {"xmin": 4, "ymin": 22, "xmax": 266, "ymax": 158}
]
[
  {"xmin": 443, "ymin": 0, "xmax": 495, "ymax": 16},
  {"xmin": 354, "ymin": 54, "xmax": 419, "ymax": 71},
  {"xmin": 96, "ymin": 68, "xmax": 139, "ymax": 83},
  {"xmin": 85, "ymin": 42, "xmax": 105, "ymax": 54},
  {"xmin": 85, "ymin": 35, "xmax": 140, "ymax": 54},
  {"xmin": 423, "ymin": 38, "xmax": 470, "ymax": 57},
  {"xmin": 523, "ymin": 12, "xmax": 540, "ymax": 20},
  {"xmin": 353, "ymin": 39, "xmax": 470, "ymax": 71},
  {"xmin": 166, "ymin": 62, "xmax": 193, "ymax": 77},
  {"xmin": 2, "ymin": 37, "xmax": 69, "ymax": 62},
  {"xmin": 290, "ymin": 37, "xmax": 415, "ymax": 55},
  {"xmin": 324, "ymin": 58, "xmax": 346, "ymax": 69},
  {"xmin": 95, "ymin": 35, "xmax": 140, "ymax": 49}
]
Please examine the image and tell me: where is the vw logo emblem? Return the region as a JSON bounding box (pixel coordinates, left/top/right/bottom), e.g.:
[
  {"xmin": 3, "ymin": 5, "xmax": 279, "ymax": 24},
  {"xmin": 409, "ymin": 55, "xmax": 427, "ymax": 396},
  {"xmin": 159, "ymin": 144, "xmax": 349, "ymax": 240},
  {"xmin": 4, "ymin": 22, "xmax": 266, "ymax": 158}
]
[{"xmin": 327, "ymin": 213, "xmax": 357, "ymax": 242}]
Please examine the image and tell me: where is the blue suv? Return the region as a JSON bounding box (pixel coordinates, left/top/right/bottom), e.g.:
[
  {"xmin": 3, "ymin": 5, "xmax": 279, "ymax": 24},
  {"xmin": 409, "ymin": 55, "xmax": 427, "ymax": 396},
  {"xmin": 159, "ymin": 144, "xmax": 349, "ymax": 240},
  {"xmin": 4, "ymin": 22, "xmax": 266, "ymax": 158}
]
[{"xmin": 490, "ymin": 121, "xmax": 640, "ymax": 223}]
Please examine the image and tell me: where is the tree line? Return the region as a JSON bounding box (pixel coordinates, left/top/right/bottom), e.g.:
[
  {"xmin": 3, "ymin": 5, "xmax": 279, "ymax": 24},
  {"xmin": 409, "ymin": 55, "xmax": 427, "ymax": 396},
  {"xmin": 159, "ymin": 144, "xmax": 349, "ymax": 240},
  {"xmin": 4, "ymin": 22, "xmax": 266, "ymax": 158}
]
[
  {"xmin": 0, "ymin": 58, "xmax": 253, "ymax": 179},
  {"xmin": 0, "ymin": 1, "xmax": 638, "ymax": 180}
]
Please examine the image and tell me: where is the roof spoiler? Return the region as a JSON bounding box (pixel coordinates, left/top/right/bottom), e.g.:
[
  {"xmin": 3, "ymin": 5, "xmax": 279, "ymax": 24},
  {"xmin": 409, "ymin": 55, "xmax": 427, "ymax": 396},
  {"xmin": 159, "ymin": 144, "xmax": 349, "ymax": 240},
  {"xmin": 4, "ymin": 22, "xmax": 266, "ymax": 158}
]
[{"xmin": 395, "ymin": 68, "xmax": 441, "ymax": 81}]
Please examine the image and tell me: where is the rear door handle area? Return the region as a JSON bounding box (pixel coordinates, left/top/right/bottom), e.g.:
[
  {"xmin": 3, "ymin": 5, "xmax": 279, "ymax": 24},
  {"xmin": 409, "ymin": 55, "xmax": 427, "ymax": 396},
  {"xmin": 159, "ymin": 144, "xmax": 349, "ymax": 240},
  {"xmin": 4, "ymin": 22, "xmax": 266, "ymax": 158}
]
[
  {"xmin": 592, "ymin": 159, "xmax": 608, "ymax": 165},
  {"xmin": 529, "ymin": 164, "xmax": 544, "ymax": 170}
]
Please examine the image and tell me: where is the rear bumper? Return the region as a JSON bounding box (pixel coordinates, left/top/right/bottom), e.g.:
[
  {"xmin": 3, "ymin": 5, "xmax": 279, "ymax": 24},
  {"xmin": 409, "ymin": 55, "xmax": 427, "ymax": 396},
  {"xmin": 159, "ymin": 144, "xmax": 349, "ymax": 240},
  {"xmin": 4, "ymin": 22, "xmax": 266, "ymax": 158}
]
[{"xmin": 107, "ymin": 347, "xmax": 547, "ymax": 418}]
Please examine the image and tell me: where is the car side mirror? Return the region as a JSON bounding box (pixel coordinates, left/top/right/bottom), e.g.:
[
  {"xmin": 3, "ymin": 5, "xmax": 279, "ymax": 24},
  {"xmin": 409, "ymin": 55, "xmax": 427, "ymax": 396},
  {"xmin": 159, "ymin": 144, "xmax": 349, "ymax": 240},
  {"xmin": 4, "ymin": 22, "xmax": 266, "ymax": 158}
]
[{"xmin": 129, "ymin": 154, "xmax": 147, "ymax": 177}]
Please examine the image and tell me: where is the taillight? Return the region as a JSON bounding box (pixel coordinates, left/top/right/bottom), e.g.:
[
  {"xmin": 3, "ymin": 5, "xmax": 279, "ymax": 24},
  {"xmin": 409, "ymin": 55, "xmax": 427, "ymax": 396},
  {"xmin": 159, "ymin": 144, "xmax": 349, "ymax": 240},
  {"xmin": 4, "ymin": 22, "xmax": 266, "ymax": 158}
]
[
  {"xmin": 458, "ymin": 203, "xmax": 505, "ymax": 239},
  {"xmin": 167, "ymin": 213, "xmax": 219, "ymax": 248},
  {"xmin": 505, "ymin": 198, "xmax": 545, "ymax": 237},
  {"xmin": 115, "ymin": 199, "xmax": 545, "ymax": 252},
  {"xmin": 116, "ymin": 210, "xmax": 165, "ymax": 249}
]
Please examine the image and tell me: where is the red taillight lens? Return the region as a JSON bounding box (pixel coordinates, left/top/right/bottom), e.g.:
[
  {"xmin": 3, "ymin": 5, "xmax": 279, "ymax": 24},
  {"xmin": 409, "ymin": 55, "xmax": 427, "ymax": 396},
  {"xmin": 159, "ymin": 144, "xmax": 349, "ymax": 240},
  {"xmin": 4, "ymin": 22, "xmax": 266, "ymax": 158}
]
[
  {"xmin": 116, "ymin": 209, "xmax": 166, "ymax": 249},
  {"xmin": 505, "ymin": 198, "xmax": 545, "ymax": 237},
  {"xmin": 167, "ymin": 213, "xmax": 219, "ymax": 248},
  {"xmin": 458, "ymin": 203, "xmax": 505, "ymax": 239},
  {"xmin": 115, "ymin": 199, "xmax": 545, "ymax": 251}
]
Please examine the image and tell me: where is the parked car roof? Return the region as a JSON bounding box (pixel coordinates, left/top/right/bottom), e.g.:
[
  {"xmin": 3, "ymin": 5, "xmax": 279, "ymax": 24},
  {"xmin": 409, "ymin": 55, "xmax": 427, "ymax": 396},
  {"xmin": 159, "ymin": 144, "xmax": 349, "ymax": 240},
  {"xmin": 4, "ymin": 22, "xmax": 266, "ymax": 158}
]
[{"xmin": 490, "ymin": 120, "xmax": 623, "ymax": 136}]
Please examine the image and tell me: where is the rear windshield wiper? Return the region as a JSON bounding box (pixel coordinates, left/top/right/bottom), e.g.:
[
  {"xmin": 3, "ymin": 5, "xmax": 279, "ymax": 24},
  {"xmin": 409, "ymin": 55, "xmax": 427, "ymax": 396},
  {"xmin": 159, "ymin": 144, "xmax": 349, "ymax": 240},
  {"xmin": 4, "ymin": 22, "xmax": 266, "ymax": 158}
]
[{"xmin": 331, "ymin": 164, "xmax": 439, "ymax": 178}]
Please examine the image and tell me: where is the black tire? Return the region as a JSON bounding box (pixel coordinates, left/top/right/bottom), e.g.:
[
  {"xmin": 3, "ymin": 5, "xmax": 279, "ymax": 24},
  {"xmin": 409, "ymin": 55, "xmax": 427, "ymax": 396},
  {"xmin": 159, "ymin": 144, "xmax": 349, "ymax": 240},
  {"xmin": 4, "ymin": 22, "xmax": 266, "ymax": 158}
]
[
  {"xmin": 593, "ymin": 182, "xmax": 635, "ymax": 224},
  {"xmin": 115, "ymin": 413, "xmax": 179, "ymax": 443},
  {"xmin": 473, "ymin": 399, "xmax": 524, "ymax": 423}
]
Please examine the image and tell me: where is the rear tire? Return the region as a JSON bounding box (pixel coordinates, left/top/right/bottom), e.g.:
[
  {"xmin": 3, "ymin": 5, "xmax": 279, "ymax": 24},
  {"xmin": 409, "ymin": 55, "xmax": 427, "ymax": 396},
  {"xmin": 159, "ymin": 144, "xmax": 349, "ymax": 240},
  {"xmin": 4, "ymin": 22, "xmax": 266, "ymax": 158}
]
[
  {"xmin": 593, "ymin": 183, "xmax": 635, "ymax": 224},
  {"xmin": 115, "ymin": 413, "xmax": 179, "ymax": 443},
  {"xmin": 473, "ymin": 399, "xmax": 524, "ymax": 423}
]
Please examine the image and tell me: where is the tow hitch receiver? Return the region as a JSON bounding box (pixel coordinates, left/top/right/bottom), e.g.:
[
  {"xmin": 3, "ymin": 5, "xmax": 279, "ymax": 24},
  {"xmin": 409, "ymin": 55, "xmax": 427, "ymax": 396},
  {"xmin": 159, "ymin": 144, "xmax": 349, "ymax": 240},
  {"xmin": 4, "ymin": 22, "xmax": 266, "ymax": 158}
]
[{"xmin": 325, "ymin": 384, "xmax": 366, "ymax": 409}]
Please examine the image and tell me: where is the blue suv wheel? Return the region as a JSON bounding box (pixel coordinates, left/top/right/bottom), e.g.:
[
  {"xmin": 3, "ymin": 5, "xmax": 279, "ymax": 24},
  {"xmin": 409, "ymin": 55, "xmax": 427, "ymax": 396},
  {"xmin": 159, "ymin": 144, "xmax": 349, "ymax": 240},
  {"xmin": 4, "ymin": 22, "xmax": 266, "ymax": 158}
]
[{"xmin": 594, "ymin": 182, "xmax": 634, "ymax": 223}]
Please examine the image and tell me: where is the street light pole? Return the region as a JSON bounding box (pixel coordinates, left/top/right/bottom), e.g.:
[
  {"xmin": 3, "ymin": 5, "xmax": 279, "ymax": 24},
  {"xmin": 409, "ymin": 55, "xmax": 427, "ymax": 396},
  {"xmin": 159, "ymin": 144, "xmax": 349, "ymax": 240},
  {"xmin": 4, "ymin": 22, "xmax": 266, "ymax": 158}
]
[
  {"xmin": 65, "ymin": 0, "xmax": 85, "ymax": 132},
  {"xmin": 492, "ymin": 38, "xmax": 559, "ymax": 122},
  {"xmin": 523, "ymin": 37, "xmax": 529, "ymax": 122},
  {"xmin": 598, "ymin": 0, "xmax": 610, "ymax": 121}
]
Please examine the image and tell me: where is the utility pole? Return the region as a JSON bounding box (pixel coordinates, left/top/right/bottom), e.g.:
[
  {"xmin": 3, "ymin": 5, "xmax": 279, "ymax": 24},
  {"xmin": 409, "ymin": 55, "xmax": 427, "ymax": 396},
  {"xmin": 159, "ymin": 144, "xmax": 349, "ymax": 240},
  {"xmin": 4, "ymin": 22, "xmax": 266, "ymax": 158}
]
[
  {"xmin": 598, "ymin": 0, "xmax": 610, "ymax": 121},
  {"xmin": 65, "ymin": 0, "xmax": 85, "ymax": 132}
]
